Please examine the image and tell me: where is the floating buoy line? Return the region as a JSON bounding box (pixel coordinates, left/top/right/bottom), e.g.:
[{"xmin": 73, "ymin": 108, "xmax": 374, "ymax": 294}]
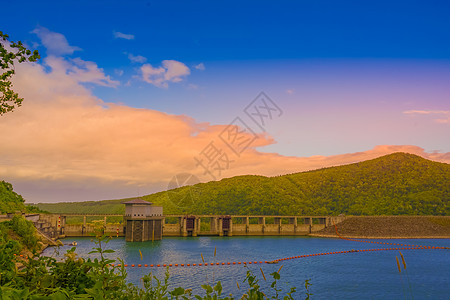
[{"xmin": 14, "ymin": 223, "xmax": 448, "ymax": 268}]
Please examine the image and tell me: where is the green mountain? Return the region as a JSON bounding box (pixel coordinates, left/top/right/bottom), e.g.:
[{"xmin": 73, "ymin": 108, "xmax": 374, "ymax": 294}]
[
  {"xmin": 36, "ymin": 152, "xmax": 450, "ymax": 216},
  {"xmin": 0, "ymin": 180, "xmax": 27, "ymax": 213}
]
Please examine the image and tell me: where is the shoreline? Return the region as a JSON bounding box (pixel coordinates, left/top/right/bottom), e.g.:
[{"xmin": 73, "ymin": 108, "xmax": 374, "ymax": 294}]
[{"xmin": 309, "ymin": 233, "xmax": 450, "ymax": 239}]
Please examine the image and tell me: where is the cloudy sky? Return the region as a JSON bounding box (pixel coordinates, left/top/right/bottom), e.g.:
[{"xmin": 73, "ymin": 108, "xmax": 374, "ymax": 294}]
[{"xmin": 1, "ymin": 0, "xmax": 449, "ymax": 203}]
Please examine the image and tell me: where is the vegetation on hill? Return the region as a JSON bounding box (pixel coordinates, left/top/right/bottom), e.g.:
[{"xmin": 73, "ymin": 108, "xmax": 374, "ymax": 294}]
[
  {"xmin": 0, "ymin": 180, "xmax": 43, "ymax": 214},
  {"xmin": 0, "ymin": 180, "xmax": 27, "ymax": 213},
  {"xmin": 37, "ymin": 153, "xmax": 450, "ymax": 216}
]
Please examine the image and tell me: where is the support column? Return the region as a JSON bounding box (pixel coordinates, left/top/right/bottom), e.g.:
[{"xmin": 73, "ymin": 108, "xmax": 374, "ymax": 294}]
[
  {"xmin": 228, "ymin": 218, "xmax": 233, "ymax": 237},
  {"xmin": 245, "ymin": 217, "xmax": 249, "ymax": 234},
  {"xmin": 61, "ymin": 216, "xmax": 66, "ymax": 236},
  {"xmin": 210, "ymin": 217, "xmax": 217, "ymax": 233},
  {"xmin": 152, "ymin": 219, "xmax": 155, "ymax": 241},
  {"xmin": 218, "ymin": 218, "xmax": 223, "ymax": 237},
  {"xmin": 131, "ymin": 220, "xmax": 134, "ymax": 241},
  {"xmin": 192, "ymin": 217, "xmax": 199, "ymax": 237},
  {"xmin": 259, "ymin": 217, "xmax": 265, "ymax": 234},
  {"xmin": 83, "ymin": 216, "xmax": 87, "ymax": 236},
  {"xmin": 275, "ymin": 217, "xmax": 281, "ymax": 233},
  {"xmin": 181, "ymin": 217, "xmax": 187, "ymax": 237}
]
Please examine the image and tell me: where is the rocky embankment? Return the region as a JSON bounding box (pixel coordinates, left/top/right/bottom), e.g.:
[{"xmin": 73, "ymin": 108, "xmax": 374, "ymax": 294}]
[{"xmin": 312, "ymin": 216, "xmax": 450, "ymax": 239}]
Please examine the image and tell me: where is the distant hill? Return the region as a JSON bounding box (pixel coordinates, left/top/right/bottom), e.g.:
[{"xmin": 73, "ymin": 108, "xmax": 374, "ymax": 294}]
[{"xmin": 36, "ymin": 153, "xmax": 450, "ymax": 216}]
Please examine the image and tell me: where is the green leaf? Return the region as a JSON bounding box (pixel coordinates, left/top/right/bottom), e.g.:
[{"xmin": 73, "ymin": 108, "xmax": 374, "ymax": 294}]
[
  {"xmin": 50, "ymin": 291, "xmax": 69, "ymax": 300},
  {"xmin": 213, "ymin": 281, "xmax": 222, "ymax": 295},
  {"xmin": 170, "ymin": 287, "xmax": 185, "ymax": 296},
  {"xmin": 201, "ymin": 284, "xmax": 213, "ymax": 294}
]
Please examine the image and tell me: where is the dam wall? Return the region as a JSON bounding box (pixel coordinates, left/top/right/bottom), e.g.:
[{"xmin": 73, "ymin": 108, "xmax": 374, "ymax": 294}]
[{"xmin": 48, "ymin": 214, "xmax": 345, "ymax": 238}]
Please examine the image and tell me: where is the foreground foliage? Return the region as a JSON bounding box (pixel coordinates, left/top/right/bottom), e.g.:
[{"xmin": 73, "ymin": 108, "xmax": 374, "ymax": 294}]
[
  {"xmin": 0, "ymin": 217, "xmax": 305, "ymax": 299},
  {"xmin": 0, "ymin": 31, "xmax": 40, "ymax": 115},
  {"xmin": 38, "ymin": 153, "xmax": 449, "ymax": 216}
]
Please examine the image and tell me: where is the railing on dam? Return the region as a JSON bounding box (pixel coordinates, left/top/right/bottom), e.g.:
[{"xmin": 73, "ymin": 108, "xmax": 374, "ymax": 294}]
[{"xmin": 51, "ymin": 214, "xmax": 346, "ymax": 238}]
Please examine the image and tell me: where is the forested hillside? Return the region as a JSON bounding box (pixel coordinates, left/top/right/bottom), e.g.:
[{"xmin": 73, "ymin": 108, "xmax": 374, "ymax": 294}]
[
  {"xmin": 36, "ymin": 153, "xmax": 450, "ymax": 216},
  {"xmin": 0, "ymin": 181, "xmax": 27, "ymax": 213}
]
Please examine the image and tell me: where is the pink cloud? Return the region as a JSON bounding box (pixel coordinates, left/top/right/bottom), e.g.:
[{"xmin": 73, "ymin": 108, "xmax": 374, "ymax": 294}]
[
  {"xmin": 403, "ymin": 110, "xmax": 450, "ymax": 125},
  {"xmin": 1, "ymin": 58, "xmax": 448, "ymax": 203}
]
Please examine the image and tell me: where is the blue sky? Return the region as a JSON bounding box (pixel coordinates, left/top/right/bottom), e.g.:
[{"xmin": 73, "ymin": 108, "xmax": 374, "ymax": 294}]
[{"xmin": 1, "ymin": 0, "xmax": 449, "ymax": 202}]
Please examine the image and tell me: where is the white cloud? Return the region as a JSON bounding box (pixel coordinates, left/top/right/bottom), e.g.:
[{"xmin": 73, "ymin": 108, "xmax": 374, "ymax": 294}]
[
  {"xmin": 70, "ymin": 58, "xmax": 119, "ymax": 87},
  {"xmin": 127, "ymin": 53, "xmax": 147, "ymax": 63},
  {"xmin": 32, "ymin": 26, "xmax": 81, "ymax": 56},
  {"xmin": 194, "ymin": 63, "xmax": 205, "ymax": 70},
  {"xmin": 286, "ymin": 89, "xmax": 294, "ymax": 95},
  {"xmin": 141, "ymin": 60, "xmax": 190, "ymax": 88},
  {"xmin": 113, "ymin": 31, "xmax": 134, "ymax": 40},
  {"xmin": 41, "ymin": 56, "xmax": 119, "ymax": 88}
]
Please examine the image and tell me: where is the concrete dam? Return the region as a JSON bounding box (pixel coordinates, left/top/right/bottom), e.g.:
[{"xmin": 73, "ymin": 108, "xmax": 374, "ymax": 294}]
[{"xmin": 36, "ymin": 213, "xmax": 346, "ymax": 240}]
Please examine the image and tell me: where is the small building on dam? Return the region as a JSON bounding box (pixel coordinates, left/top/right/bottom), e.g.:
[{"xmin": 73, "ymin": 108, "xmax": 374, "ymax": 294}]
[{"xmin": 123, "ymin": 198, "xmax": 163, "ymax": 242}]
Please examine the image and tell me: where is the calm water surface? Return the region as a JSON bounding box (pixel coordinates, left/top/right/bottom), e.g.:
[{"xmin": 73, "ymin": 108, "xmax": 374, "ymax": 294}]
[{"xmin": 43, "ymin": 236, "xmax": 450, "ymax": 299}]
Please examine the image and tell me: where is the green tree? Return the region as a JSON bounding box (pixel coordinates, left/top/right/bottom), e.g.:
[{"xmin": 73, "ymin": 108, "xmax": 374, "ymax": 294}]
[{"xmin": 0, "ymin": 31, "xmax": 40, "ymax": 115}]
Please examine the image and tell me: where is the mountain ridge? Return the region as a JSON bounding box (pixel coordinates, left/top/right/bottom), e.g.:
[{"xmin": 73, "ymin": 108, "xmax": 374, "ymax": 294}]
[{"xmin": 32, "ymin": 152, "xmax": 450, "ymax": 216}]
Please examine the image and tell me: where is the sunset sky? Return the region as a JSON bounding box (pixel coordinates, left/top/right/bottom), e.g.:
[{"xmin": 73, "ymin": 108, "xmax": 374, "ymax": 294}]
[{"xmin": 1, "ymin": 0, "xmax": 449, "ymax": 203}]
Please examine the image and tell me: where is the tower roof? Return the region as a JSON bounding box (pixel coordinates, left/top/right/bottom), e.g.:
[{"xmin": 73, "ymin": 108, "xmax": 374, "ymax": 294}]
[{"xmin": 122, "ymin": 198, "xmax": 153, "ymax": 205}]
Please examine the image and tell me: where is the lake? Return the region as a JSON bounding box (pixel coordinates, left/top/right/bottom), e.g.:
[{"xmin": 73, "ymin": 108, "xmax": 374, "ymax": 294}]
[{"xmin": 43, "ymin": 236, "xmax": 450, "ymax": 299}]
